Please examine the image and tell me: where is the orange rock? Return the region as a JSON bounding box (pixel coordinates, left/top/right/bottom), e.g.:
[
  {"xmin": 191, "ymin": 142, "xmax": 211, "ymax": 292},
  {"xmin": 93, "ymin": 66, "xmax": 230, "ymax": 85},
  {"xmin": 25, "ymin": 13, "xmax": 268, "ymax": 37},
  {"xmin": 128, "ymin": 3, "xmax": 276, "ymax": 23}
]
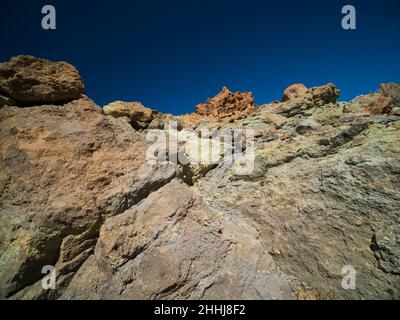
[
  {"xmin": 196, "ymin": 87, "xmax": 256, "ymax": 119},
  {"xmin": 350, "ymin": 93, "xmax": 393, "ymax": 115},
  {"xmin": 282, "ymin": 84, "xmax": 309, "ymax": 102}
]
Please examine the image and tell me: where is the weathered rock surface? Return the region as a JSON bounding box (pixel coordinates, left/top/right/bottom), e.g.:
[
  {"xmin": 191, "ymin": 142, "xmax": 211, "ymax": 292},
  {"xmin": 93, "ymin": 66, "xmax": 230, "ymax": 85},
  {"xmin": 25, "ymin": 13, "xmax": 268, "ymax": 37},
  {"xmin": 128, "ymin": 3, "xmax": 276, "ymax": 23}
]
[
  {"xmin": 380, "ymin": 82, "xmax": 400, "ymax": 105},
  {"xmin": 0, "ymin": 56, "xmax": 85, "ymax": 105},
  {"xmin": 282, "ymin": 84, "xmax": 309, "ymax": 101},
  {"xmin": 62, "ymin": 180, "xmax": 295, "ymax": 300},
  {"xmin": 0, "ymin": 56, "xmax": 399, "ymax": 300},
  {"xmin": 349, "ymin": 93, "xmax": 393, "ymax": 115},
  {"xmin": 196, "ymin": 87, "xmax": 257, "ymax": 119},
  {"xmin": 195, "ymin": 86, "xmax": 400, "ymax": 300},
  {"xmin": 103, "ymin": 101, "xmax": 155, "ymax": 130},
  {"xmin": 0, "ymin": 96, "xmax": 178, "ymax": 299}
]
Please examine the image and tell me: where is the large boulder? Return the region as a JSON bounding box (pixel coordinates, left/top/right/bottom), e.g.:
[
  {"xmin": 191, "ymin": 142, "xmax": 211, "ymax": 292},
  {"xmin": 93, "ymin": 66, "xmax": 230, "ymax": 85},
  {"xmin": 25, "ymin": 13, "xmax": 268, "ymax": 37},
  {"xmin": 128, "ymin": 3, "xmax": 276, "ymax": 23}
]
[
  {"xmin": 103, "ymin": 101, "xmax": 155, "ymax": 130},
  {"xmin": 0, "ymin": 56, "xmax": 85, "ymax": 105},
  {"xmin": 61, "ymin": 180, "xmax": 295, "ymax": 300}
]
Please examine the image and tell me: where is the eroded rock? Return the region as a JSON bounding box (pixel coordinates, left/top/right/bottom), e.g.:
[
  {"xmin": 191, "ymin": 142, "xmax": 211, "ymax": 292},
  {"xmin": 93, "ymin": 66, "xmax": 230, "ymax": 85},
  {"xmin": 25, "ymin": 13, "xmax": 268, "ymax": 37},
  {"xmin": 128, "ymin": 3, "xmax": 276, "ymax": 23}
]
[
  {"xmin": 196, "ymin": 87, "xmax": 257, "ymax": 119},
  {"xmin": 282, "ymin": 84, "xmax": 309, "ymax": 102},
  {"xmin": 62, "ymin": 180, "xmax": 295, "ymax": 300},
  {"xmin": 0, "ymin": 56, "xmax": 85, "ymax": 104}
]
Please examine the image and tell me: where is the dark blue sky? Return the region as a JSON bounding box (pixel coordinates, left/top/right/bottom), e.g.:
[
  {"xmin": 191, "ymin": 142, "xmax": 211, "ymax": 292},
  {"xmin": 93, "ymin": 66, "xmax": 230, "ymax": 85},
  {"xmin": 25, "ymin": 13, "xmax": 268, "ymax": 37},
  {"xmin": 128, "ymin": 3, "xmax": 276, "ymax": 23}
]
[{"xmin": 1, "ymin": 0, "xmax": 399, "ymax": 114}]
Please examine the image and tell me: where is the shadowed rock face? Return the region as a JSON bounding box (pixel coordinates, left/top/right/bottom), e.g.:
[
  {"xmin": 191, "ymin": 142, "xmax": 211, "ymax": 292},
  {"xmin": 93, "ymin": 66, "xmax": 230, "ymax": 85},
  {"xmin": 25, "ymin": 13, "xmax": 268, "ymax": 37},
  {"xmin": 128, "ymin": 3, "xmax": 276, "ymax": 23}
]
[{"xmin": 0, "ymin": 56, "xmax": 399, "ymax": 300}]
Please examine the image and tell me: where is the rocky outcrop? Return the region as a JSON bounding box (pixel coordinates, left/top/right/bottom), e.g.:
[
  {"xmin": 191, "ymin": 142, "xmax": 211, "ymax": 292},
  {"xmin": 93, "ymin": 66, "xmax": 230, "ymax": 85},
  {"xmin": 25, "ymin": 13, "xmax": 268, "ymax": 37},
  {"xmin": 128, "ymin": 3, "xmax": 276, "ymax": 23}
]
[
  {"xmin": 0, "ymin": 56, "xmax": 85, "ymax": 105},
  {"xmin": 268, "ymin": 83, "xmax": 341, "ymax": 117},
  {"xmin": 380, "ymin": 82, "xmax": 400, "ymax": 106},
  {"xmin": 0, "ymin": 56, "xmax": 399, "ymax": 300},
  {"xmin": 349, "ymin": 93, "xmax": 393, "ymax": 115},
  {"xmin": 282, "ymin": 84, "xmax": 309, "ymax": 101},
  {"xmin": 0, "ymin": 97, "xmax": 180, "ymax": 299},
  {"xmin": 196, "ymin": 87, "xmax": 257, "ymax": 120},
  {"xmin": 195, "ymin": 84, "xmax": 400, "ymax": 300},
  {"xmin": 62, "ymin": 180, "xmax": 295, "ymax": 300},
  {"xmin": 103, "ymin": 101, "xmax": 155, "ymax": 130}
]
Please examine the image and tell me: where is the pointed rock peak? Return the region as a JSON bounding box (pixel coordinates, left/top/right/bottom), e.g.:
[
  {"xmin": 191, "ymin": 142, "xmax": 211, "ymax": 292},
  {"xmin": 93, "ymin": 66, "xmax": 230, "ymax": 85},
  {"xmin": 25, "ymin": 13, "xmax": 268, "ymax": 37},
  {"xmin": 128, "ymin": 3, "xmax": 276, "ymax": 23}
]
[{"xmin": 196, "ymin": 86, "xmax": 256, "ymax": 119}]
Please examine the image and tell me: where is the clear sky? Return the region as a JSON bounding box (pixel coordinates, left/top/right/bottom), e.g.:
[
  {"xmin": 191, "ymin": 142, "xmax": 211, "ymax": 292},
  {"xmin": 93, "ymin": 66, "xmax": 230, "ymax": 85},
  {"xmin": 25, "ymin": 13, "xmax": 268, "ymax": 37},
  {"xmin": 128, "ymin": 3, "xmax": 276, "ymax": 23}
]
[{"xmin": 1, "ymin": 0, "xmax": 399, "ymax": 114}]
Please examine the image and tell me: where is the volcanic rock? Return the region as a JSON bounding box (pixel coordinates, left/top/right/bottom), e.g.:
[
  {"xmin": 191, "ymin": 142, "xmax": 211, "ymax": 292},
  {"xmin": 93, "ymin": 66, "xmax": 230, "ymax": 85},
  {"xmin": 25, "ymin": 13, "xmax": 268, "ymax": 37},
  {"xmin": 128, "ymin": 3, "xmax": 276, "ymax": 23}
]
[
  {"xmin": 61, "ymin": 180, "xmax": 295, "ymax": 300},
  {"xmin": 0, "ymin": 56, "xmax": 85, "ymax": 105},
  {"xmin": 282, "ymin": 84, "xmax": 309, "ymax": 101},
  {"xmin": 1, "ymin": 56, "xmax": 399, "ymax": 301},
  {"xmin": 349, "ymin": 93, "xmax": 393, "ymax": 115},
  {"xmin": 196, "ymin": 87, "xmax": 257, "ymax": 119},
  {"xmin": 0, "ymin": 96, "xmax": 178, "ymax": 299},
  {"xmin": 103, "ymin": 101, "xmax": 155, "ymax": 130}
]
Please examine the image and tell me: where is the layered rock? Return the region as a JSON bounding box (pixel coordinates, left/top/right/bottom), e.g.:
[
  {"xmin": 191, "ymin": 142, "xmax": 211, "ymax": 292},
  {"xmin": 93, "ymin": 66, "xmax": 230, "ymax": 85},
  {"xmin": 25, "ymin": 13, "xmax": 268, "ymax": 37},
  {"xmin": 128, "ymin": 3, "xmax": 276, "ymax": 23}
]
[
  {"xmin": 268, "ymin": 83, "xmax": 341, "ymax": 117},
  {"xmin": 195, "ymin": 84, "xmax": 400, "ymax": 300}
]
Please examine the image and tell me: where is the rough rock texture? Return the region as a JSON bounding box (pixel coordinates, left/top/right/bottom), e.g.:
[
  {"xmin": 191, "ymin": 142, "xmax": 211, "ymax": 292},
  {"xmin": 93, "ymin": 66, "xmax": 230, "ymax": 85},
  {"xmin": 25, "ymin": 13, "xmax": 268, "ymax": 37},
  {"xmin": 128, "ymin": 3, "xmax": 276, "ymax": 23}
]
[
  {"xmin": 0, "ymin": 96, "xmax": 178, "ymax": 299},
  {"xmin": 195, "ymin": 89, "xmax": 400, "ymax": 300},
  {"xmin": 0, "ymin": 56, "xmax": 85, "ymax": 105},
  {"xmin": 349, "ymin": 93, "xmax": 393, "ymax": 115},
  {"xmin": 62, "ymin": 180, "xmax": 295, "ymax": 300},
  {"xmin": 0, "ymin": 56, "xmax": 399, "ymax": 300},
  {"xmin": 267, "ymin": 83, "xmax": 341, "ymax": 117},
  {"xmin": 103, "ymin": 101, "xmax": 155, "ymax": 130},
  {"xmin": 196, "ymin": 87, "xmax": 257, "ymax": 119},
  {"xmin": 282, "ymin": 84, "xmax": 309, "ymax": 101}
]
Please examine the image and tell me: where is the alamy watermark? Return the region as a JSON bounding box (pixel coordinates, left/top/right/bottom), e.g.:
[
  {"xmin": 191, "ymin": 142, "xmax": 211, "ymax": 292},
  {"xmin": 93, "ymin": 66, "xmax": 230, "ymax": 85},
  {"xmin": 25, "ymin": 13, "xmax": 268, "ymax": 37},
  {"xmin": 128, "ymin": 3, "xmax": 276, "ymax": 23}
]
[
  {"xmin": 41, "ymin": 4, "xmax": 356, "ymax": 31},
  {"xmin": 342, "ymin": 5, "xmax": 357, "ymax": 30},
  {"xmin": 41, "ymin": 265, "xmax": 57, "ymax": 290},
  {"xmin": 146, "ymin": 122, "xmax": 255, "ymax": 176},
  {"xmin": 41, "ymin": 5, "xmax": 56, "ymax": 30},
  {"xmin": 341, "ymin": 265, "xmax": 357, "ymax": 290}
]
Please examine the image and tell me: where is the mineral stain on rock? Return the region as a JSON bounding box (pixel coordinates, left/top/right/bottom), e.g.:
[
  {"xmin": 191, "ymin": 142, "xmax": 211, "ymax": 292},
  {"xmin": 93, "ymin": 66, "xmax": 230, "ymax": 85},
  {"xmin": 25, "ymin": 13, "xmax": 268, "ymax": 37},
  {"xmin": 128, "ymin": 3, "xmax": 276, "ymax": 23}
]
[{"xmin": 0, "ymin": 55, "xmax": 399, "ymax": 300}]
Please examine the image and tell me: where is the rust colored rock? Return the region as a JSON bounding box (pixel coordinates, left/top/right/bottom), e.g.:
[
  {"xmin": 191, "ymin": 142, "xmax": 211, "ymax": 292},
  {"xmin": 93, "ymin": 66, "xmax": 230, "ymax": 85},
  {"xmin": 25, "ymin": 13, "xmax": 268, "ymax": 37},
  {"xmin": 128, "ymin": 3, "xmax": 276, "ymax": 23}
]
[
  {"xmin": 380, "ymin": 82, "xmax": 400, "ymax": 108},
  {"xmin": 282, "ymin": 84, "xmax": 309, "ymax": 102},
  {"xmin": 351, "ymin": 93, "xmax": 393, "ymax": 115},
  {"xmin": 311, "ymin": 83, "xmax": 340, "ymax": 105},
  {"xmin": 0, "ymin": 56, "xmax": 85, "ymax": 104},
  {"xmin": 196, "ymin": 87, "xmax": 256, "ymax": 118}
]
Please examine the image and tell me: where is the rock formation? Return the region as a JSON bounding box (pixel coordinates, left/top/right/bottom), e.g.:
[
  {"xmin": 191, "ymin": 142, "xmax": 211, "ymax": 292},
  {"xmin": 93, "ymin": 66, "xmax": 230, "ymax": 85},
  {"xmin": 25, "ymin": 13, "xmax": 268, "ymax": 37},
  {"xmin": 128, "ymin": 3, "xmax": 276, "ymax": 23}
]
[
  {"xmin": 195, "ymin": 87, "xmax": 258, "ymax": 120},
  {"xmin": 0, "ymin": 56, "xmax": 85, "ymax": 105},
  {"xmin": 0, "ymin": 55, "xmax": 399, "ymax": 300}
]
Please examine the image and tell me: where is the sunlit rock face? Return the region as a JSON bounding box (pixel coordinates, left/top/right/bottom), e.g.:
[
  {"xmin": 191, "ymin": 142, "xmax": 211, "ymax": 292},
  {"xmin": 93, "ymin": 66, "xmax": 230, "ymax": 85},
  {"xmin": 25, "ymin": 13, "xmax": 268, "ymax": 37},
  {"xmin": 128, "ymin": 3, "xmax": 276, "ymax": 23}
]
[{"xmin": 0, "ymin": 56, "xmax": 399, "ymax": 300}]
